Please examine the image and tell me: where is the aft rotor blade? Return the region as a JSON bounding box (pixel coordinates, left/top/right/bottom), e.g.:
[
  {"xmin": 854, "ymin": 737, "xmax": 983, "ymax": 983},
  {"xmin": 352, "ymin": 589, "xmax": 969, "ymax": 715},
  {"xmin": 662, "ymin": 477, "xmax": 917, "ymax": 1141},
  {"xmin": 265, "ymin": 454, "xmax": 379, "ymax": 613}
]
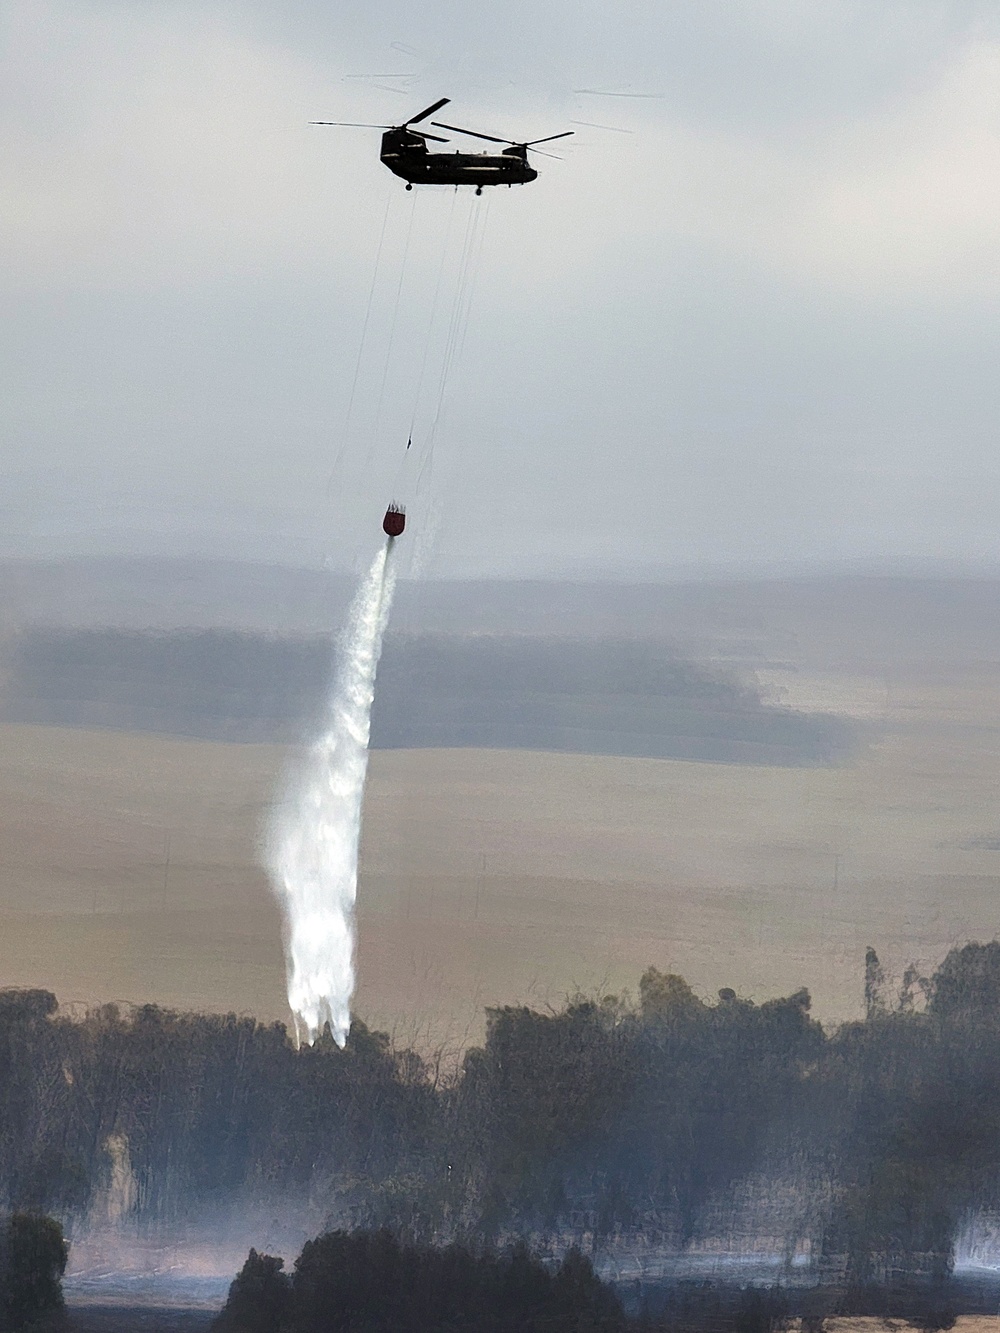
[
  {"xmin": 432, "ymin": 121, "xmax": 510, "ymax": 144},
  {"xmin": 573, "ymin": 89, "xmax": 664, "ymax": 97},
  {"xmin": 309, "ymin": 121, "xmax": 392, "ymax": 128},
  {"xmin": 569, "ymin": 119, "xmax": 633, "ymax": 133},
  {"xmin": 411, "ymin": 130, "xmax": 449, "ymax": 143},
  {"xmin": 523, "ymin": 131, "xmax": 574, "ymax": 146},
  {"xmin": 526, "ymin": 147, "xmax": 563, "ymax": 160},
  {"xmin": 406, "ymin": 97, "xmax": 450, "ymax": 126}
]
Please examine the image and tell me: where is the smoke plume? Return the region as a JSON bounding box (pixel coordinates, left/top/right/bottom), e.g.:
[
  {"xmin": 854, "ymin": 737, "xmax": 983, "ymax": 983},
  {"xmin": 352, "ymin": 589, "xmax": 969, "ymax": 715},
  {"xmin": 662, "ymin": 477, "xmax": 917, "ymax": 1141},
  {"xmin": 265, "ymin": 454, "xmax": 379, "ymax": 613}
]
[{"xmin": 267, "ymin": 542, "xmax": 396, "ymax": 1047}]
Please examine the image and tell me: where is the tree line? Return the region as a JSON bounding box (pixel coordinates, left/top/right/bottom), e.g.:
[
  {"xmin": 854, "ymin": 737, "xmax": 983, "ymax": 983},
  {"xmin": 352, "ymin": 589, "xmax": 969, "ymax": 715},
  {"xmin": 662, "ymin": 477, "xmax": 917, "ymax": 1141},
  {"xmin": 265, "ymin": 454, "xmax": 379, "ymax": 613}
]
[
  {"xmin": 3, "ymin": 943, "xmax": 1000, "ymax": 1289},
  {"xmin": 213, "ymin": 1233, "xmax": 624, "ymax": 1333}
]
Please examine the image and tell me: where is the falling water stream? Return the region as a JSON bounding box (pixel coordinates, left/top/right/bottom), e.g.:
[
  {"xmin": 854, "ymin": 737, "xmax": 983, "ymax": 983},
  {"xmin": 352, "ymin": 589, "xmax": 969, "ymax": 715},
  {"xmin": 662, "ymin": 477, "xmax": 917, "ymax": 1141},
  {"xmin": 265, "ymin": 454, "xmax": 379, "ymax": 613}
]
[{"xmin": 267, "ymin": 541, "xmax": 397, "ymax": 1046}]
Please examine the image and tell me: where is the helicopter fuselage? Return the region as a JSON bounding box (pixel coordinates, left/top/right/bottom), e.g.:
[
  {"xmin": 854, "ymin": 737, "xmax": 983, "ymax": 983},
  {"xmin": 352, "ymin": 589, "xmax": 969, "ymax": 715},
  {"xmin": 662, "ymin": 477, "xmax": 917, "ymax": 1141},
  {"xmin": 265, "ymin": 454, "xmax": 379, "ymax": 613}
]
[{"xmin": 380, "ymin": 129, "xmax": 538, "ymax": 188}]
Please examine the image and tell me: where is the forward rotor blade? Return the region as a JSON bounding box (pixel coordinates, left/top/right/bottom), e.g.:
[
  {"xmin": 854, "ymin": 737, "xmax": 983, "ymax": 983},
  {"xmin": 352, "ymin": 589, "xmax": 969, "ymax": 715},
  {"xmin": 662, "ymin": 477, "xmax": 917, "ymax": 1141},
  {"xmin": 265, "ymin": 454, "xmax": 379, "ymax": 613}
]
[
  {"xmin": 309, "ymin": 121, "xmax": 447, "ymax": 141},
  {"xmin": 406, "ymin": 97, "xmax": 450, "ymax": 126},
  {"xmin": 432, "ymin": 121, "xmax": 510, "ymax": 144},
  {"xmin": 523, "ymin": 131, "xmax": 574, "ymax": 146},
  {"xmin": 526, "ymin": 147, "xmax": 563, "ymax": 160}
]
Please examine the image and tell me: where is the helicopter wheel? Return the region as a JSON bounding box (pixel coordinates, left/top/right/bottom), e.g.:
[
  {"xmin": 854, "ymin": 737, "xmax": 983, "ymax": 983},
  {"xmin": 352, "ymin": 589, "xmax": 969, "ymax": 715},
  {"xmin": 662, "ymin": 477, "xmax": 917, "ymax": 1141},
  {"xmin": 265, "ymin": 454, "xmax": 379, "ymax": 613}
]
[
  {"xmin": 475, "ymin": 186, "xmax": 483, "ymax": 196},
  {"xmin": 405, "ymin": 182, "xmax": 413, "ymax": 191}
]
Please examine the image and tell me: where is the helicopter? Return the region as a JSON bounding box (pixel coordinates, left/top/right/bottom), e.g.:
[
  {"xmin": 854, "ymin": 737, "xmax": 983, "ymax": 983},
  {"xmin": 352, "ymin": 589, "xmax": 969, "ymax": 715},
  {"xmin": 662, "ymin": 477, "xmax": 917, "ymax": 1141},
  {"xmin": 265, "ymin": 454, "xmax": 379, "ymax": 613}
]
[{"xmin": 311, "ymin": 98, "xmax": 572, "ymax": 194}]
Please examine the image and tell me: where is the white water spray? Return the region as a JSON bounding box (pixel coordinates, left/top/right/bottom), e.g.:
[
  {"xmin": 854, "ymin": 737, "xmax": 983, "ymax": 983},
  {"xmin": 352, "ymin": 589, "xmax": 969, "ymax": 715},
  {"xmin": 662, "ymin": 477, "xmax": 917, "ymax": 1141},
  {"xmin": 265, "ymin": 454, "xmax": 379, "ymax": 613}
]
[{"xmin": 267, "ymin": 542, "xmax": 397, "ymax": 1047}]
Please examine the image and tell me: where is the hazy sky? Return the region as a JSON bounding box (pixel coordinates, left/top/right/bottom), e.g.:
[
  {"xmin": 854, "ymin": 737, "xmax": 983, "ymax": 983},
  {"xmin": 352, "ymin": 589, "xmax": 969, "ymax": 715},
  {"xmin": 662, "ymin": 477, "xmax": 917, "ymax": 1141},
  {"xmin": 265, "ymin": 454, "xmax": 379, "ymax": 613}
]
[{"xmin": 4, "ymin": 1, "xmax": 1000, "ymax": 578}]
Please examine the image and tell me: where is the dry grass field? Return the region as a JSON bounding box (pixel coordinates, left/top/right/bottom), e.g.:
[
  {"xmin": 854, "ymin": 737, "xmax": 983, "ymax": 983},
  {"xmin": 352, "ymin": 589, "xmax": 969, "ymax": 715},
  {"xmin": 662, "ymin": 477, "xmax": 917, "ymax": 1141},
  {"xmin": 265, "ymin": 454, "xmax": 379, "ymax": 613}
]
[
  {"xmin": 798, "ymin": 1324, "xmax": 1000, "ymax": 1333},
  {"xmin": 2, "ymin": 656, "xmax": 1000, "ymax": 1047}
]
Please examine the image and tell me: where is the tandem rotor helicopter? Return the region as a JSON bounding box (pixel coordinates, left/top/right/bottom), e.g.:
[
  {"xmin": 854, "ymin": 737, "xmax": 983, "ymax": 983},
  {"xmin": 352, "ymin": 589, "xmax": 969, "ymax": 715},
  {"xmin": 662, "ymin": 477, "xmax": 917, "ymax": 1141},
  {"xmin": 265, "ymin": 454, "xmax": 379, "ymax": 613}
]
[{"xmin": 311, "ymin": 97, "xmax": 573, "ymax": 194}]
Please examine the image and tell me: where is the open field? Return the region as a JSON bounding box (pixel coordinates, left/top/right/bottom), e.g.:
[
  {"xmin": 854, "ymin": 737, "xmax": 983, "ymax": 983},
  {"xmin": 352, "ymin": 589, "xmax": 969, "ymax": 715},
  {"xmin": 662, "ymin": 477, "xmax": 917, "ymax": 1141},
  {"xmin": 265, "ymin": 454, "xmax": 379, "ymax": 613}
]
[
  {"xmin": 2, "ymin": 656, "xmax": 1000, "ymax": 1045},
  {"xmin": 47, "ymin": 1311, "xmax": 1000, "ymax": 1333},
  {"xmin": 60, "ymin": 1311, "xmax": 213, "ymax": 1331}
]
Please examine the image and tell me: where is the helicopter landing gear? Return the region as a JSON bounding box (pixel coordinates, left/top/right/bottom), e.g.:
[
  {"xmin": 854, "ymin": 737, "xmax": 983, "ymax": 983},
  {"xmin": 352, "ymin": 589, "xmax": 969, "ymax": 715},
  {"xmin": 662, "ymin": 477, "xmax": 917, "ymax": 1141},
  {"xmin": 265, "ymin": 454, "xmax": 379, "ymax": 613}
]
[
  {"xmin": 475, "ymin": 185, "xmax": 483, "ymax": 196},
  {"xmin": 405, "ymin": 182, "xmax": 413, "ymax": 190}
]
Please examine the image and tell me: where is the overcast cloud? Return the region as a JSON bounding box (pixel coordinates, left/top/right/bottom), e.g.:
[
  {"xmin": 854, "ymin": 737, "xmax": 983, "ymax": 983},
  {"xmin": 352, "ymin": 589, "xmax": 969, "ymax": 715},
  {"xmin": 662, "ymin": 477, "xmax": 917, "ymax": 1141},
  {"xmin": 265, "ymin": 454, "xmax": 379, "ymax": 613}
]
[{"xmin": 3, "ymin": 1, "xmax": 1000, "ymax": 577}]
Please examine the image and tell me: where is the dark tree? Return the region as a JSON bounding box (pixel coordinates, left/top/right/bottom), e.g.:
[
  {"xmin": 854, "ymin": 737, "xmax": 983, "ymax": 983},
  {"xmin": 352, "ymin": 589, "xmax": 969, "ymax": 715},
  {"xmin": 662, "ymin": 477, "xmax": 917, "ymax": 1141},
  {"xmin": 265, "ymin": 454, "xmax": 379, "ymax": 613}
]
[
  {"xmin": 214, "ymin": 1230, "xmax": 625, "ymax": 1333},
  {"xmin": 214, "ymin": 1249, "xmax": 290, "ymax": 1333},
  {"xmin": 0, "ymin": 1213, "xmax": 68, "ymax": 1331}
]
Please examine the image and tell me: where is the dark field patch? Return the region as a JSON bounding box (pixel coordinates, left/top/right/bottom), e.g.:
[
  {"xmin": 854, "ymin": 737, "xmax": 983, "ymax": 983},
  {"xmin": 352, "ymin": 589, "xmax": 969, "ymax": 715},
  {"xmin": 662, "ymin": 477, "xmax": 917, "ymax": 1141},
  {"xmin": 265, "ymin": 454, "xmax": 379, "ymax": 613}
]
[{"xmin": 1, "ymin": 628, "xmax": 852, "ymax": 766}]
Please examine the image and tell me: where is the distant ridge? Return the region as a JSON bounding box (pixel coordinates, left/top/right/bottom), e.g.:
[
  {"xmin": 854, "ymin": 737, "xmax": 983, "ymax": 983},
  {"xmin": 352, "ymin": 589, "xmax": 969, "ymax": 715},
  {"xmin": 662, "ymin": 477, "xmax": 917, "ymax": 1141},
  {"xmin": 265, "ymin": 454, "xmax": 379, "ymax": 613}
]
[{"xmin": 3, "ymin": 557, "xmax": 1000, "ymax": 670}]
